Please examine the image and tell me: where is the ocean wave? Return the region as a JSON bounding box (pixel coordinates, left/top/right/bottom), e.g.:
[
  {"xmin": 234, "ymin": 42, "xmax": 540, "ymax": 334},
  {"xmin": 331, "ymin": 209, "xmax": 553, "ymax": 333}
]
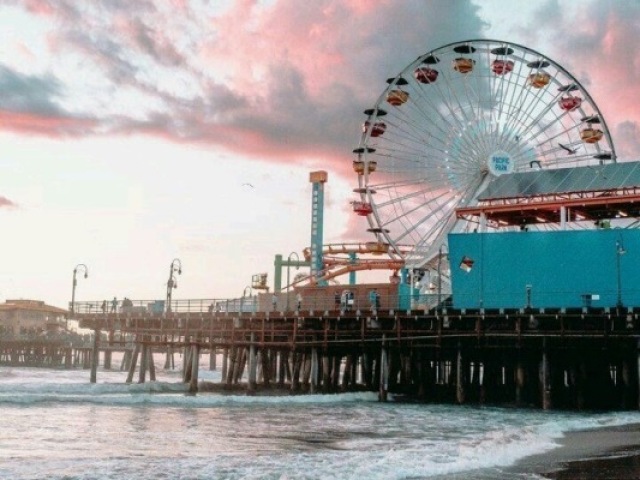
[{"xmin": 0, "ymin": 381, "xmax": 379, "ymax": 408}]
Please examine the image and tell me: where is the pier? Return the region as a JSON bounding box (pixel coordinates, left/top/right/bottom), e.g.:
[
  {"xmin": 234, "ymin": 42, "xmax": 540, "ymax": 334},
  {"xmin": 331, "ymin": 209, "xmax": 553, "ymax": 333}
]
[{"xmin": 74, "ymin": 293, "xmax": 640, "ymax": 411}]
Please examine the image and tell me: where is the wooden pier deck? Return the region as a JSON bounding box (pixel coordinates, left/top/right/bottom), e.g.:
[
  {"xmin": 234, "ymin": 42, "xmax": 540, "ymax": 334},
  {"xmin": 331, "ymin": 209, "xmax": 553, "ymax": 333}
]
[{"xmin": 75, "ymin": 302, "xmax": 640, "ymax": 411}]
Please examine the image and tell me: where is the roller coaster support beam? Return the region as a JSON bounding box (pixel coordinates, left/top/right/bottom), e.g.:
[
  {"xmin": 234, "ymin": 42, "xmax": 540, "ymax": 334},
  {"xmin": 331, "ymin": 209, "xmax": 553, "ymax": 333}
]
[{"xmin": 349, "ymin": 252, "xmax": 357, "ymax": 285}]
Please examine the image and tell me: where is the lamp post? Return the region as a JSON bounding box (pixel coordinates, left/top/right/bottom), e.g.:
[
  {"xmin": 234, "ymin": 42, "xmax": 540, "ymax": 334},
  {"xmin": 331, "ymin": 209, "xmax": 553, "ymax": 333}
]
[
  {"xmin": 70, "ymin": 264, "xmax": 88, "ymax": 329},
  {"xmin": 616, "ymin": 238, "xmax": 626, "ymax": 310},
  {"xmin": 437, "ymin": 245, "xmax": 447, "ymax": 309},
  {"xmin": 286, "ymin": 251, "xmax": 300, "ymax": 311},
  {"xmin": 166, "ymin": 258, "xmax": 182, "ymax": 313},
  {"xmin": 241, "ymin": 285, "xmax": 252, "ymax": 313}
]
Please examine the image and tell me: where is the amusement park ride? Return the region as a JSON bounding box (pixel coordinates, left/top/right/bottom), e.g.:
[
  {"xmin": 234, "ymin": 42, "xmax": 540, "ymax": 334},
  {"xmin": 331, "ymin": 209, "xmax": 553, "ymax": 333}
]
[{"xmin": 278, "ymin": 39, "xmax": 640, "ymax": 310}]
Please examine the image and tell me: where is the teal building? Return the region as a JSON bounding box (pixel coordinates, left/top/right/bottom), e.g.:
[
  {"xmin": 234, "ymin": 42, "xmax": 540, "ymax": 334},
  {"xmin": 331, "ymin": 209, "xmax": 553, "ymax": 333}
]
[{"xmin": 449, "ymin": 229, "xmax": 640, "ymax": 310}]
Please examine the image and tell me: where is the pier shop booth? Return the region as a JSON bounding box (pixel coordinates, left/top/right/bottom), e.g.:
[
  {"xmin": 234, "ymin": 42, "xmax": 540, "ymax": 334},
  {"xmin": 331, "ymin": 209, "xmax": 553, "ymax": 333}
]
[{"xmin": 448, "ymin": 228, "xmax": 640, "ymax": 311}]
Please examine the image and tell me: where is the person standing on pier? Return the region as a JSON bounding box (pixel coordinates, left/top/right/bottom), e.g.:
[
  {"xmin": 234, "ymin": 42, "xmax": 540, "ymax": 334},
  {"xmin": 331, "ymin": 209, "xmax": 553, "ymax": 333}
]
[
  {"xmin": 110, "ymin": 297, "xmax": 118, "ymax": 313},
  {"xmin": 271, "ymin": 293, "xmax": 278, "ymax": 312},
  {"xmin": 101, "ymin": 300, "xmax": 107, "ymax": 314},
  {"xmin": 369, "ymin": 289, "xmax": 377, "ymax": 311}
]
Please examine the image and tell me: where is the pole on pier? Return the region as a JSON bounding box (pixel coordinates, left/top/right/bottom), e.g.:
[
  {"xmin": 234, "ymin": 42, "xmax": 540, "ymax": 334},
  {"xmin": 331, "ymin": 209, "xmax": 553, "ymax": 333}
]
[
  {"xmin": 456, "ymin": 342, "xmax": 466, "ymax": 404},
  {"xmin": 379, "ymin": 334, "xmax": 389, "ymax": 402},
  {"xmin": 209, "ymin": 347, "xmax": 217, "ymax": 370},
  {"xmin": 221, "ymin": 348, "xmax": 228, "ymax": 383},
  {"xmin": 322, "ymin": 352, "xmax": 331, "ymax": 393},
  {"xmin": 310, "ymin": 348, "xmax": 319, "ymax": 393},
  {"xmin": 148, "ymin": 346, "xmax": 156, "ymax": 382},
  {"xmin": 90, "ymin": 329, "xmax": 100, "ymax": 384},
  {"xmin": 291, "ymin": 352, "xmax": 301, "ymax": 392},
  {"xmin": 125, "ymin": 344, "xmax": 140, "ymax": 383},
  {"xmin": 164, "ymin": 346, "xmax": 174, "ymax": 369},
  {"xmin": 189, "ymin": 342, "xmax": 200, "ymax": 393},
  {"xmin": 541, "ymin": 337, "xmax": 552, "ymax": 410},
  {"xmin": 138, "ymin": 341, "xmax": 148, "ymax": 384},
  {"xmin": 248, "ymin": 333, "xmax": 257, "ymax": 393},
  {"xmin": 104, "ymin": 330, "xmax": 114, "ymax": 370},
  {"xmin": 515, "ymin": 356, "xmax": 525, "ymax": 407}
]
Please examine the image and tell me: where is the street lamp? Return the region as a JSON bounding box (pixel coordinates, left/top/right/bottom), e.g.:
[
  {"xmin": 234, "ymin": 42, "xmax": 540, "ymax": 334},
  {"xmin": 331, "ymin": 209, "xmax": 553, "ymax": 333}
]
[
  {"xmin": 166, "ymin": 258, "xmax": 182, "ymax": 313},
  {"xmin": 286, "ymin": 251, "xmax": 300, "ymax": 311},
  {"xmin": 241, "ymin": 285, "xmax": 252, "ymax": 313},
  {"xmin": 437, "ymin": 245, "xmax": 447, "ymax": 309},
  {"xmin": 616, "ymin": 238, "xmax": 626, "ymax": 310},
  {"xmin": 70, "ymin": 264, "xmax": 89, "ymax": 329}
]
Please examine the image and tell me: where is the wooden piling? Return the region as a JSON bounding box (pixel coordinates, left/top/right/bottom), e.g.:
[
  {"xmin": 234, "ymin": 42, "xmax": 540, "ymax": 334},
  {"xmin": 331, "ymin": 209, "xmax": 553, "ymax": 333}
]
[
  {"xmin": 248, "ymin": 333, "xmax": 257, "ymax": 393},
  {"xmin": 189, "ymin": 342, "xmax": 200, "ymax": 393},
  {"xmin": 310, "ymin": 348, "xmax": 319, "ymax": 393},
  {"xmin": 541, "ymin": 338, "xmax": 552, "ymax": 410},
  {"xmin": 379, "ymin": 335, "xmax": 388, "ymax": 402},
  {"xmin": 90, "ymin": 329, "xmax": 100, "ymax": 384},
  {"xmin": 209, "ymin": 347, "xmax": 217, "ymax": 371},
  {"xmin": 456, "ymin": 342, "xmax": 466, "ymax": 404},
  {"xmin": 125, "ymin": 344, "xmax": 140, "ymax": 384}
]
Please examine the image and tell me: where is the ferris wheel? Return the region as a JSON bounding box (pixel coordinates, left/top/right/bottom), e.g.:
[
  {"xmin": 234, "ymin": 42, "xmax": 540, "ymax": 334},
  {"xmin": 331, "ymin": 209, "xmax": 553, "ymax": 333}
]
[{"xmin": 352, "ymin": 39, "xmax": 616, "ymax": 269}]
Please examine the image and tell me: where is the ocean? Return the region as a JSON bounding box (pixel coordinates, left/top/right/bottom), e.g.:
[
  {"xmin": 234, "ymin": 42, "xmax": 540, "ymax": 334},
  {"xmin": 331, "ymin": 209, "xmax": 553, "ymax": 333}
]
[{"xmin": 1, "ymin": 355, "xmax": 640, "ymax": 480}]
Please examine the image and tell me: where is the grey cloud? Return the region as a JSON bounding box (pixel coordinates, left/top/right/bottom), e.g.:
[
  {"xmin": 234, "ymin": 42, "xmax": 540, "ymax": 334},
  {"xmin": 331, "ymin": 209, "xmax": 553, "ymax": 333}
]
[{"xmin": 0, "ymin": 66, "xmax": 63, "ymax": 115}]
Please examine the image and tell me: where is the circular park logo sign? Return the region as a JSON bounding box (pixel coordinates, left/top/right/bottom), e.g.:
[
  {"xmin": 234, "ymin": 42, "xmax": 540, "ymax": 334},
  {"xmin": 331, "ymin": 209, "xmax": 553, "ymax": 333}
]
[{"xmin": 488, "ymin": 151, "xmax": 514, "ymax": 176}]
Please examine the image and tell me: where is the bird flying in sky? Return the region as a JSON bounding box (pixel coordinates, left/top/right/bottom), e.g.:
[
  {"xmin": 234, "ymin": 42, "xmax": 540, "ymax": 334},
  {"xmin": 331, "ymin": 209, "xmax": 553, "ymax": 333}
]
[{"xmin": 558, "ymin": 143, "xmax": 580, "ymax": 155}]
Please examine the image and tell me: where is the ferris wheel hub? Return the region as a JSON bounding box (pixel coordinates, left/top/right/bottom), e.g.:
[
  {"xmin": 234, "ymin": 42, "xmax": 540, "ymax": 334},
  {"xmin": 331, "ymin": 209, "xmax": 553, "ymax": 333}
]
[{"xmin": 488, "ymin": 150, "xmax": 514, "ymax": 176}]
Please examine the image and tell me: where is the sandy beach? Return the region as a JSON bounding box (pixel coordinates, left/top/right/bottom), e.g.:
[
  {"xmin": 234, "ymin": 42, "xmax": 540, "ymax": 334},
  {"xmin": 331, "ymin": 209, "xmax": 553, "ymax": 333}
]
[{"xmin": 514, "ymin": 423, "xmax": 640, "ymax": 479}]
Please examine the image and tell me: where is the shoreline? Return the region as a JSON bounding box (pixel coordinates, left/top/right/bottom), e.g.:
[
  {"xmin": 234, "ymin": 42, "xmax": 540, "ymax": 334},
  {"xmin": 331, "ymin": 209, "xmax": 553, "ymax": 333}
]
[{"xmin": 511, "ymin": 423, "xmax": 640, "ymax": 479}]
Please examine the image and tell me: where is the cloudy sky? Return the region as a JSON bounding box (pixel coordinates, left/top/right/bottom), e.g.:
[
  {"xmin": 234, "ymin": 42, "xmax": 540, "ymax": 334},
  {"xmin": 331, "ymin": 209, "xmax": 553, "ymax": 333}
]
[{"xmin": 0, "ymin": 0, "xmax": 638, "ymax": 308}]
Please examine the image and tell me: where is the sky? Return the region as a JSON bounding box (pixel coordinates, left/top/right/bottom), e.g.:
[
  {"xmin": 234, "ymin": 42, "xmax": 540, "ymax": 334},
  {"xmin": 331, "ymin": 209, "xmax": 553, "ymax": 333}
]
[{"xmin": 0, "ymin": 0, "xmax": 639, "ymax": 309}]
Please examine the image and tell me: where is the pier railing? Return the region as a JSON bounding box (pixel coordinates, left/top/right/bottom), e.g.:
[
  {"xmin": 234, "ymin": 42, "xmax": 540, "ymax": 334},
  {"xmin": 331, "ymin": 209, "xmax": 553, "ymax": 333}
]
[{"xmin": 74, "ymin": 303, "xmax": 640, "ymax": 343}]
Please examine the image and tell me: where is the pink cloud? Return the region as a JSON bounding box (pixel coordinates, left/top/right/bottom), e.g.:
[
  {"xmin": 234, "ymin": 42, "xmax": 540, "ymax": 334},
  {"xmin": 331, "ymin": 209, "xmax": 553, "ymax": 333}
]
[
  {"xmin": 523, "ymin": 2, "xmax": 640, "ymax": 161},
  {"xmin": 0, "ymin": 196, "xmax": 17, "ymax": 208},
  {"xmin": 0, "ymin": 111, "xmax": 96, "ymax": 137},
  {"xmin": 1, "ymin": 0, "xmax": 487, "ymax": 178}
]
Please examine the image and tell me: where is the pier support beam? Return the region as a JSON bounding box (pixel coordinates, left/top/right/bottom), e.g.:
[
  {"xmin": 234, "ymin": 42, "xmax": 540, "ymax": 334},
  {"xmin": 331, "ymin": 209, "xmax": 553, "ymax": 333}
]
[
  {"xmin": 189, "ymin": 342, "xmax": 200, "ymax": 393},
  {"xmin": 541, "ymin": 338, "xmax": 552, "ymax": 410},
  {"xmin": 90, "ymin": 329, "xmax": 100, "ymax": 384},
  {"xmin": 310, "ymin": 348, "xmax": 319, "ymax": 393},
  {"xmin": 164, "ymin": 346, "xmax": 174, "ymax": 370},
  {"xmin": 248, "ymin": 333, "xmax": 257, "ymax": 393},
  {"xmin": 125, "ymin": 344, "xmax": 140, "ymax": 384},
  {"xmin": 515, "ymin": 357, "xmax": 526, "ymax": 407},
  {"xmin": 291, "ymin": 352, "xmax": 301, "ymax": 392},
  {"xmin": 379, "ymin": 335, "xmax": 389, "ymax": 402},
  {"xmin": 138, "ymin": 341, "xmax": 148, "ymax": 384},
  {"xmin": 456, "ymin": 343, "xmax": 466, "ymax": 404},
  {"xmin": 221, "ymin": 347, "xmax": 228, "ymax": 383},
  {"xmin": 209, "ymin": 347, "xmax": 217, "ymax": 371}
]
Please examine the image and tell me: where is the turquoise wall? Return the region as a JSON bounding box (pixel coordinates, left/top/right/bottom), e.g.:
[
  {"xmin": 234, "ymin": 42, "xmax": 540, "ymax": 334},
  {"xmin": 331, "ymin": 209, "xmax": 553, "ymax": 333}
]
[{"xmin": 449, "ymin": 229, "xmax": 640, "ymax": 309}]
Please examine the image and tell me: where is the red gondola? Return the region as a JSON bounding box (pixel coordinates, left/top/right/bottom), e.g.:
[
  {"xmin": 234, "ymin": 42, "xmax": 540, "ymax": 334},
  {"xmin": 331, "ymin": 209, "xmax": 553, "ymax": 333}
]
[
  {"xmin": 414, "ymin": 66, "xmax": 439, "ymax": 84},
  {"xmin": 363, "ymin": 120, "xmax": 387, "ymax": 137},
  {"xmin": 558, "ymin": 96, "xmax": 582, "ymax": 111},
  {"xmin": 352, "ymin": 201, "xmax": 373, "ymax": 216},
  {"xmin": 491, "ymin": 59, "xmax": 514, "ymax": 75}
]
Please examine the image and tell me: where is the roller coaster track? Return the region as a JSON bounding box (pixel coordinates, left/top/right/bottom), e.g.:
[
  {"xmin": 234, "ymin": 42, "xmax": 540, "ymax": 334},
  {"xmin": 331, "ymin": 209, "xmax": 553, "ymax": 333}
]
[{"xmin": 291, "ymin": 242, "xmax": 414, "ymax": 286}]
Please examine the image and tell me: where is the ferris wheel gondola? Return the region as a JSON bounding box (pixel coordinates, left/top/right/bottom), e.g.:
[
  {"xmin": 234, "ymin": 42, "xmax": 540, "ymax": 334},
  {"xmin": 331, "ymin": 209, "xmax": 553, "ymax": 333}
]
[{"xmin": 352, "ymin": 39, "xmax": 616, "ymax": 269}]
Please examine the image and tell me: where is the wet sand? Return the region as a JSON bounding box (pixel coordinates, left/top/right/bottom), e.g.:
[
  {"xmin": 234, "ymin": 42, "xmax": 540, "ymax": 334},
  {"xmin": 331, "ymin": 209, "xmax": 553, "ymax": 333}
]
[{"xmin": 515, "ymin": 423, "xmax": 640, "ymax": 479}]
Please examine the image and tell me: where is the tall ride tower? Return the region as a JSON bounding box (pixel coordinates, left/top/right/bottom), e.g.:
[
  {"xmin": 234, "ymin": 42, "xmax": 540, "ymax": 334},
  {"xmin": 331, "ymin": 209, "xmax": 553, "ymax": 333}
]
[{"xmin": 309, "ymin": 171, "xmax": 328, "ymax": 285}]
